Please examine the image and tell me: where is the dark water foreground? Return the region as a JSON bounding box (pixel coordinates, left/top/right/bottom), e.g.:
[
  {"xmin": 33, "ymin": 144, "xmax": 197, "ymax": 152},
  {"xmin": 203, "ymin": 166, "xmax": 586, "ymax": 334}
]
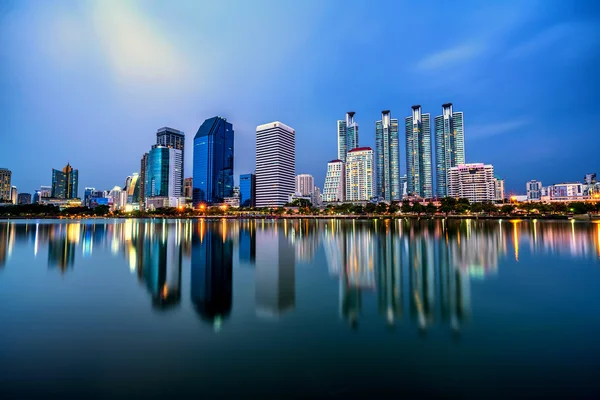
[{"xmin": 1, "ymin": 219, "xmax": 599, "ymax": 398}]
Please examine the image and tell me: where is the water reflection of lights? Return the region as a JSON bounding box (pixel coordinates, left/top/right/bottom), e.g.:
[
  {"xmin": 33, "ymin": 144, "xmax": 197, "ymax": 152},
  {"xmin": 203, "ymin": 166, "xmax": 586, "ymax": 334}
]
[{"xmin": 511, "ymin": 220, "xmax": 521, "ymax": 262}]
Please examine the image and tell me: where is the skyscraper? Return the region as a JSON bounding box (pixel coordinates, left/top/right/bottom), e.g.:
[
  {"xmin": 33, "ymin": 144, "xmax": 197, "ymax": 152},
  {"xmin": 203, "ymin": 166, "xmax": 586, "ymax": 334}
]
[
  {"xmin": 10, "ymin": 186, "xmax": 17, "ymax": 204},
  {"xmin": 323, "ymin": 160, "xmax": 345, "ymax": 202},
  {"xmin": 448, "ymin": 163, "xmax": 495, "ymax": 203},
  {"xmin": 375, "ymin": 110, "xmax": 400, "ymax": 202},
  {"xmin": 156, "ymin": 127, "xmax": 185, "ymax": 196},
  {"xmin": 125, "ymin": 173, "xmax": 140, "ymax": 204},
  {"xmin": 255, "ymin": 121, "xmax": 295, "ymax": 208},
  {"xmin": 84, "ymin": 187, "xmax": 95, "ymax": 208},
  {"xmin": 183, "ymin": 177, "xmax": 193, "ymax": 198},
  {"xmin": 239, "ymin": 173, "xmax": 256, "ymax": 207},
  {"xmin": 494, "ymin": 177, "xmax": 505, "ymax": 203},
  {"xmin": 51, "ymin": 163, "xmax": 79, "ymax": 199},
  {"xmin": 146, "ymin": 145, "xmax": 183, "ymax": 199},
  {"xmin": 193, "ymin": 117, "xmax": 234, "ymax": 206},
  {"xmin": 0, "ymin": 168, "xmax": 11, "ymax": 202},
  {"xmin": 337, "ymin": 112, "xmax": 359, "ymax": 162},
  {"xmin": 434, "ymin": 103, "xmax": 465, "ymax": 198},
  {"xmin": 17, "ymin": 193, "xmax": 31, "ymax": 205},
  {"xmin": 140, "ymin": 153, "xmax": 148, "ymax": 208},
  {"xmin": 405, "ymin": 106, "xmax": 432, "ymax": 199},
  {"xmin": 346, "ymin": 147, "xmax": 374, "ymax": 202}
]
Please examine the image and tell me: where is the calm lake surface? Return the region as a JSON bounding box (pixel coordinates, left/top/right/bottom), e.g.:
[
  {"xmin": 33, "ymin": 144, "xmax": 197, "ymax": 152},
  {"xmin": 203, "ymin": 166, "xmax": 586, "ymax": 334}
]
[{"xmin": 1, "ymin": 218, "xmax": 599, "ymax": 398}]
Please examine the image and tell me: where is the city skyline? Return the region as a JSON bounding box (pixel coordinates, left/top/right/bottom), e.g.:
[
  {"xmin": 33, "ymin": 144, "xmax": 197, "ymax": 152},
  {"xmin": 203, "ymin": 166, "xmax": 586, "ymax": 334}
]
[{"xmin": 2, "ymin": 1, "xmax": 598, "ymax": 196}]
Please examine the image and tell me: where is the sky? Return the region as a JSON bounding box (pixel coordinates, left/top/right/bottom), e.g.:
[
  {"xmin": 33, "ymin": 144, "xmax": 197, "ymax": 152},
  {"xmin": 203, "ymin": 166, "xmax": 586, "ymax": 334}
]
[{"xmin": 1, "ymin": 0, "xmax": 599, "ymax": 196}]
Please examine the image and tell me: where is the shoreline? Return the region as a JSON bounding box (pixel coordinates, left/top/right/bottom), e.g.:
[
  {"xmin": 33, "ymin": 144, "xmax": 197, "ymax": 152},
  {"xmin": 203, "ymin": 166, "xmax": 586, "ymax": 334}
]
[{"xmin": 0, "ymin": 214, "xmax": 598, "ymax": 222}]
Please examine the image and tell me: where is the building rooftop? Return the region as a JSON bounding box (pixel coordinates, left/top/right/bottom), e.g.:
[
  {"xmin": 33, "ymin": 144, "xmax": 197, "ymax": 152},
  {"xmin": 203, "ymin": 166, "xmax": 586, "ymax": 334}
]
[
  {"xmin": 329, "ymin": 159, "xmax": 343, "ymax": 163},
  {"xmin": 256, "ymin": 121, "xmax": 295, "ymax": 133},
  {"xmin": 348, "ymin": 146, "xmax": 373, "ymax": 153}
]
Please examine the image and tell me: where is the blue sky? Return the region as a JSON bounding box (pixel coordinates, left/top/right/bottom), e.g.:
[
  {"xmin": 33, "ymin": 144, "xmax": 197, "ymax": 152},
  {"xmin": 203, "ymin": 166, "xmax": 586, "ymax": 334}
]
[{"xmin": 1, "ymin": 0, "xmax": 599, "ymax": 195}]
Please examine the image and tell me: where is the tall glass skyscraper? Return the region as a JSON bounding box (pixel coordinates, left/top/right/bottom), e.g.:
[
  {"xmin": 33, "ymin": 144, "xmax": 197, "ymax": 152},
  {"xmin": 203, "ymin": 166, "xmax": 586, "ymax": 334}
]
[
  {"xmin": 146, "ymin": 146, "xmax": 183, "ymax": 198},
  {"xmin": 51, "ymin": 163, "xmax": 79, "ymax": 199},
  {"xmin": 156, "ymin": 127, "xmax": 185, "ymax": 196},
  {"xmin": 337, "ymin": 112, "xmax": 359, "ymax": 162},
  {"xmin": 193, "ymin": 117, "xmax": 234, "ymax": 206},
  {"xmin": 434, "ymin": 103, "xmax": 465, "ymax": 198},
  {"xmin": 375, "ymin": 110, "xmax": 400, "ymax": 201},
  {"xmin": 405, "ymin": 106, "xmax": 432, "ymax": 199},
  {"xmin": 239, "ymin": 173, "xmax": 256, "ymax": 207},
  {"xmin": 0, "ymin": 168, "xmax": 11, "ymax": 202}
]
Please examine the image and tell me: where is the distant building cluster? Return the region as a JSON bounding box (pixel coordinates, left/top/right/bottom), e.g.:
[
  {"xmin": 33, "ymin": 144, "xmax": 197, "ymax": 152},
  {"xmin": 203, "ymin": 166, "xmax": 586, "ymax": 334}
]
[{"xmin": 525, "ymin": 173, "xmax": 600, "ymax": 202}]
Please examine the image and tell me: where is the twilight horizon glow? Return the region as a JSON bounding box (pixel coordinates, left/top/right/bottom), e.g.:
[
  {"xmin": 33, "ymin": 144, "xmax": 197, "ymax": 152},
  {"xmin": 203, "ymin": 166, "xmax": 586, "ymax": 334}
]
[{"xmin": 1, "ymin": 0, "xmax": 599, "ymax": 195}]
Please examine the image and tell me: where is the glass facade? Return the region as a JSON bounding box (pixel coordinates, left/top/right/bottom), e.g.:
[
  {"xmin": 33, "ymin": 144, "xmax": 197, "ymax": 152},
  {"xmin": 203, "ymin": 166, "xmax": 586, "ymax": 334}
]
[
  {"xmin": 146, "ymin": 147, "xmax": 170, "ymax": 197},
  {"xmin": 375, "ymin": 111, "xmax": 400, "ymax": 202},
  {"xmin": 193, "ymin": 117, "xmax": 234, "ymax": 206},
  {"xmin": 239, "ymin": 173, "xmax": 255, "ymax": 207},
  {"xmin": 405, "ymin": 106, "xmax": 433, "ymax": 199},
  {"xmin": 51, "ymin": 164, "xmax": 79, "ymax": 199},
  {"xmin": 434, "ymin": 104, "xmax": 465, "ymax": 198}
]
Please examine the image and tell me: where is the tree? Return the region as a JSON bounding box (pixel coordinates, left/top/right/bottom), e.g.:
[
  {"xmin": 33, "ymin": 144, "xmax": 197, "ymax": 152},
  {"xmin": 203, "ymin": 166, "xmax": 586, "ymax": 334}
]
[
  {"xmin": 388, "ymin": 202, "xmax": 400, "ymax": 215},
  {"xmin": 470, "ymin": 202, "xmax": 484, "ymax": 213},
  {"xmin": 365, "ymin": 203, "xmax": 377, "ymax": 214},
  {"xmin": 569, "ymin": 202, "xmax": 590, "ymax": 215},
  {"xmin": 412, "ymin": 202, "xmax": 424, "ymax": 216},
  {"xmin": 439, "ymin": 197, "xmax": 456, "ymax": 217},
  {"xmin": 401, "ymin": 200, "xmax": 412, "ymax": 214},
  {"xmin": 425, "ymin": 202, "xmax": 437, "ymax": 216},
  {"xmin": 500, "ymin": 204, "xmax": 515, "ymax": 214},
  {"xmin": 375, "ymin": 202, "xmax": 388, "ymax": 215},
  {"xmin": 93, "ymin": 205, "xmax": 110, "ymax": 216}
]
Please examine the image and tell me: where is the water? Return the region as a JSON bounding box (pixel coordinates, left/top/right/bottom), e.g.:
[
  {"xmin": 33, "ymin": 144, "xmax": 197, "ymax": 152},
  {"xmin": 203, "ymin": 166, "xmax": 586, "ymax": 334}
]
[{"xmin": 1, "ymin": 218, "xmax": 599, "ymax": 398}]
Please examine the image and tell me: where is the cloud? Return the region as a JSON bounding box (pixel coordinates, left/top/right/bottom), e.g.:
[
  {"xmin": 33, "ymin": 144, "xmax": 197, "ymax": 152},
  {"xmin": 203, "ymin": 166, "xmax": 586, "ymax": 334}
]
[
  {"xmin": 507, "ymin": 21, "xmax": 600, "ymax": 60},
  {"xmin": 415, "ymin": 44, "xmax": 483, "ymax": 71},
  {"xmin": 469, "ymin": 119, "xmax": 531, "ymax": 140}
]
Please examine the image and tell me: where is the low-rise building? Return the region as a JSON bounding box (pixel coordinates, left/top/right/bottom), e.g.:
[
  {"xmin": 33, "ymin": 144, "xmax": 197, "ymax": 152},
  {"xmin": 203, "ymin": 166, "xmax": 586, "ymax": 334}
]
[{"xmin": 448, "ymin": 163, "xmax": 495, "ymax": 203}]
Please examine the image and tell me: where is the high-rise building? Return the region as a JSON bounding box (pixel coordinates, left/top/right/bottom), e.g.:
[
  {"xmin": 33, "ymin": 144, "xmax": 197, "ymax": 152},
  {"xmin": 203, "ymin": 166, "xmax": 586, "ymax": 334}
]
[
  {"xmin": 140, "ymin": 153, "xmax": 148, "ymax": 208},
  {"xmin": 256, "ymin": 121, "xmax": 295, "ymax": 208},
  {"xmin": 434, "ymin": 103, "xmax": 465, "ymax": 198},
  {"xmin": 313, "ymin": 186, "xmax": 322, "ymax": 206},
  {"xmin": 295, "ymin": 174, "xmax": 315, "ymax": 199},
  {"xmin": 448, "ymin": 163, "xmax": 495, "ymax": 203},
  {"xmin": 125, "ymin": 173, "xmax": 140, "ymax": 204},
  {"xmin": 0, "ymin": 168, "xmax": 11, "ymax": 202},
  {"xmin": 193, "ymin": 117, "xmax": 234, "ymax": 206},
  {"xmin": 146, "ymin": 145, "xmax": 183, "ymax": 199},
  {"xmin": 493, "ymin": 177, "xmax": 505, "ymax": 203},
  {"xmin": 156, "ymin": 127, "xmax": 185, "ymax": 196},
  {"xmin": 11, "ymin": 186, "xmax": 17, "ymax": 204},
  {"xmin": 51, "ymin": 163, "xmax": 79, "ymax": 199},
  {"xmin": 399, "ymin": 174, "xmax": 407, "ymax": 198},
  {"xmin": 17, "ymin": 193, "xmax": 31, "ymax": 205},
  {"xmin": 183, "ymin": 177, "xmax": 193, "ymax": 198},
  {"xmin": 84, "ymin": 187, "xmax": 95, "ymax": 207},
  {"xmin": 375, "ymin": 110, "xmax": 400, "ymax": 202},
  {"xmin": 35, "ymin": 186, "xmax": 51, "ymax": 203},
  {"xmin": 239, "ymin": 173, "xmax": 256, "ymax": 207},
  {"xmin": 405, "ymin": 106, "xmax": 432, "ymax": 199},
  {"xmin": 346, "ymin": 147, "xmax": 374, "ymax": 202},
  {"xmin": 337, "ymin": 112, "xmax": 359, "ymax": 163},
  {"xmin": 323, "ymin": 160, "xmax": 345, "ymax": 202},
  {"xmin": 526, "ymin": 180, "xmax": 543, "ymax": 201}
]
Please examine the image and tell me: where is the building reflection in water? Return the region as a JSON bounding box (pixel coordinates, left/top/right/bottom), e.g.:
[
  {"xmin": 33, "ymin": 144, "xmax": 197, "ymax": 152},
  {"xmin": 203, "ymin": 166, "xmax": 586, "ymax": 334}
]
[
  {"xmin": 255, "ymin": 220, "xmax": 295, "ymax": 318},
  {"xmin": 48, "ymin": 223, "xmax": 79, "ymax": 273},
  {"xmin": 191, "ymin": 220, "xmax": 233, "ymax": 331},
  {"xmin": 238, "ymin": 220, "xmax": 256, "ymax": 265}
]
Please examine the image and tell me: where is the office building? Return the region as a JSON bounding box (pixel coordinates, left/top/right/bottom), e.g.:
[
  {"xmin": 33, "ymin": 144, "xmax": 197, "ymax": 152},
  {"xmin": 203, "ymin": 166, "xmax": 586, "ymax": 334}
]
[
  {"xmin": 0, "ymin": 168, "xmax": 11, "ymax": 202},
  {"xmin": 33, "ymin": 185, "xmax": 52, "ymax": 204},
  {"xmin": 193, "ymin": 116, "xmax": 234, "ymax": 206},
  {"xmin": 17, "ymin": 193, "xmax": 31, "ymax": 205},
  {"xmin": 239, "ymin": 173, "xmax": 256, "ymax": 207},
  {"xmin": 375, "ymin": 110, "xmax": 400, "ymax": 202},
  {"xmin": 337, "ymin": 112, "xmax": 359, "ymax": 163},
  {"xmin": 400, "ymin": 174, "xmax": 407, "ymax": 198},
  {"xmin": 10, "ymin": 186, "xmax": 17, "ymax": 204},
  {"xmin": 448, "ymin": 163, "xmax": 495, "ymax": 203},
  {"xmin": 313, "ymin": 186, "xmax": 322, "ymax": 206},
  {"xmin": 125, "ymin": 173, "xmax": 140, "ymax": 204},
  {"xmin": 146, "ymin": 145, "xmax": 183, "ymax": 199},
  {"xmin": 140, "ymin": 153, "xmax": 148, "ymax": 208},
  {"xmin": 346, "ymin": 147, "xmax": 374, "ymax": 202},
  {"xmin": 295, "ymin": 174, "xmax": 315, "ymax": 202},
  {"xmin": 493, "ymin": 177, "xmax": 505, "ymax": 203},
  {"xmin": 183, "ymin": 177, "xmax": 192, "ymax": 198},
  {"xmin": 405, "ymin": 106, "xmax": 433, "ymax": 199},
  {"xmin": 526, "ymin": 180, "xmax": 543, "ymax": 201},
  {"xmin": 256, "ymin": 121, "xmax": 295, "ymax": 207},
  {"xmin": 156, "ymin": 127, "xmax": 185, "ymax": 196},
  {"xmin": 548, "ymin": 183, "xmax": 585, "ymax": 201},
  {"xmin": 434, "ymin": 103, "xmax": 465, "ymax": 198},
  {"xmin": 84, "ymin": 187, "xmax": 95, "ymax": 208},
  {"xmin": 51, "ymin": 163, "xmax": 79, "ymax": 199},
  {"xmin": 323, "ymin": 160, "xmax": 345, "ymax": 202}
]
